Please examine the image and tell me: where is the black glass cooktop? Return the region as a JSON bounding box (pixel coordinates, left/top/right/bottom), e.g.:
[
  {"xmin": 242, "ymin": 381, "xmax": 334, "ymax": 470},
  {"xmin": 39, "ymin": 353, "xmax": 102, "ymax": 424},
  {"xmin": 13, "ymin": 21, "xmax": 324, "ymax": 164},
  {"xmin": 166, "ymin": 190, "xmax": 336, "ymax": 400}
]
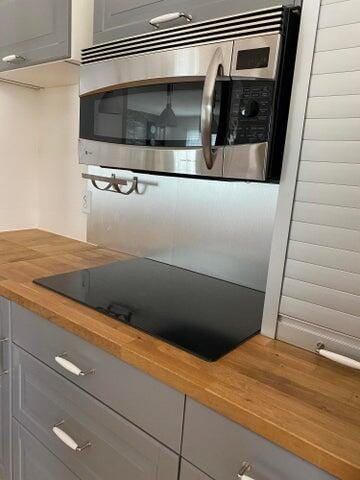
[{"xmin": 34, "ymin": 258, "xmax": 264, "ymax": 361}]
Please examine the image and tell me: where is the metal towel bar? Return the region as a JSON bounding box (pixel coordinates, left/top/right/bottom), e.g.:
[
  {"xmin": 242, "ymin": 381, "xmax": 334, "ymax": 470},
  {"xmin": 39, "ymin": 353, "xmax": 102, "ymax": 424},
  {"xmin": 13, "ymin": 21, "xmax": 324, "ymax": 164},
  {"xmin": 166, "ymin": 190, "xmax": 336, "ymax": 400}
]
[{"xmin": 82, "ymin": 173, "xmax": 138, "ymax": 195}]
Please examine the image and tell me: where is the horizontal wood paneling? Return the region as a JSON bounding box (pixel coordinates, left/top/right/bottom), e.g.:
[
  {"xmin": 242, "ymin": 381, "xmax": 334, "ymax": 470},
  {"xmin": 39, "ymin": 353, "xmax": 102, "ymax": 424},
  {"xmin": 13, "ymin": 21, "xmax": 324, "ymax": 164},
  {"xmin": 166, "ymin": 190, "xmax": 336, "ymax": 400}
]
[
  {"xmin": 292, "ymin": 202, "xmax": 360, "ymax": 231},
  {"xmin": 277, "ymin": 316, "xmax": 360, "ymax": 362},
  {"xmin": 287, "ymin": 241, "xmax": 360, "ymax": 274},
  {"xmin": 285, "ymin": 259, "xmax": 360, "ymax": 295},
  {"xmin": 277, "ymin": 0, "xmax": 360, "ymax": 351},
  {"xmin": 280, "ymin": 295, "xmax": 360, "ymax": 336},
  {"xmin": 301, "ymin": 140, "xmax": 360, "ymax": 163},
  {"xmin": 316, "ymin": 23, "xmax": 360, "ymax": 51},
  {"xmin": 310, "ymin": 71, "xmax": 360, "ymax": 96},
  {"xmin": 304, "ymin": 118, "xmax": 360, "ymax": 141},
  {"xmin": 313, "ymin": 47, "xmax": 360, "ymax": 74},
  {"xmin": 322, "ymin": 0, "xmax": 350, "ymax": 5},
  {"xmin": 295, "ymin": 182, "xmax": 360, "ymax": 208},
  {"xmin": 282, "ymin": 277, "xmax": 360, "ymax": 316},
  {"xmin": 307, "ymin": 95, "xmax": 360, "ymax": 118},
  {"xmin": 319, "ymin": 0, "xmax": 360, "ymax": 28},
  {"xmin": 290, "ymin": 222, "xmax": 360, "ymax": 252},
  {"xmin": 298, "ymin": 161, "xmax": 360, "ymax": 186}
]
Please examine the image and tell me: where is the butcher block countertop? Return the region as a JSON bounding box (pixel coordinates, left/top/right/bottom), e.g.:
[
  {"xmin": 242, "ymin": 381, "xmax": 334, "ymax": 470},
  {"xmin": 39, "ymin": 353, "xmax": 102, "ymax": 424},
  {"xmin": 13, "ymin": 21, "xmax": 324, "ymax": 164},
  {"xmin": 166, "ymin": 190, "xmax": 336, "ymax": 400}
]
[{"xmin": 0, "ymin": 229, "xmax": 359, "ymax": 479}]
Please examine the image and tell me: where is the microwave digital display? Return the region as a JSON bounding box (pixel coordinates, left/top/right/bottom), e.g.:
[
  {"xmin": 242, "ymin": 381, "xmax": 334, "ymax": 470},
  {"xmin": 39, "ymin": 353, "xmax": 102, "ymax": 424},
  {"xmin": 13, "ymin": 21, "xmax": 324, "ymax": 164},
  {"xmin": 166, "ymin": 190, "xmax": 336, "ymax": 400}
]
[{"xmin": 236, "ymin": 47, "xmax": 270, "ymax": 70}]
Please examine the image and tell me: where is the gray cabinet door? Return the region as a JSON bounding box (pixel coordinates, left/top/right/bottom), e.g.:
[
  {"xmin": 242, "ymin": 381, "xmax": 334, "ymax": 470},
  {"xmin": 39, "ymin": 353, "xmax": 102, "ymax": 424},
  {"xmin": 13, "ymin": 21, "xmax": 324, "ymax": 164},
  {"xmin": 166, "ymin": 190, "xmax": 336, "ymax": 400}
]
[
  {"xmin": 12, "ymin": 420, "xmax": 80, "ymax": 480},
  {"xmin": 0, "ymin": 0, "xmax": 71, "ymax": 73},
  {"xmin": 12, "ymin": 345, "xmax": 180, "ymax": 480},
  {"xmin": 0, "ymin": 298, "xmax": 11, "ymax": 480},
  {"xmin": 12, "ymin": 303, "xmax": 184, "ymax": 452},
  {"xmin": 183, "ymin": 399, "xmax": 336, "ymax": 480},
  {"xmin": 94, "ymin": 0, "xmax": 290, "ymax": 43},
  {"xmin": 180, "ymin": 460, "xmax": 213, "ymax": 480}
]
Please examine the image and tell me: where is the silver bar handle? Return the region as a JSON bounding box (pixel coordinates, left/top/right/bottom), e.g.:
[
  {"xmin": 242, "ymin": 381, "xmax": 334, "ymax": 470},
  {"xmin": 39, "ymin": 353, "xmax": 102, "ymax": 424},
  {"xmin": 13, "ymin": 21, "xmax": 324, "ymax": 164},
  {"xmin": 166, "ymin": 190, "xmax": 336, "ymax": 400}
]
[
  {"xmin": 0, "ymin": 337, "xmax": 8, "ymax": 378},
  {"xmin": 2, "ymin": 54, "xmax": 26, "ymax": 64},
  {"xmin": 149, "ymin": 12, "xmax": 192, "ymax": 29},
  {"xmin": 316, "ymin": 343, "xmax": 360, "ymax": 370},
  {"xmin": 237, "ymin": 462, "xmax": 255, "ymax": 479},
  {"xmin": 201, "ymin": 47, "xmax": 224, "ymax": 170},
  {"xmin": 52, "ymin": 420, "xmax": 91, "ymax": 453}
]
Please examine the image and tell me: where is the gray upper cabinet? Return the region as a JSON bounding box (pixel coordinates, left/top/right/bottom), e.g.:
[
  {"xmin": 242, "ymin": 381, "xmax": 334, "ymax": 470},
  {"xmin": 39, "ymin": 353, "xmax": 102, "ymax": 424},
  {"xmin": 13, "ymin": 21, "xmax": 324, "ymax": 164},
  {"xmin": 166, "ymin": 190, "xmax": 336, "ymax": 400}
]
[
  {"xmin": 94, "ymin": 0, "xmax": 293, "ymax": 44},
  {"xmin": 0, "ymin": 0, "xmax": 71, "ymax": 73},
  {"xmin": 0, "ymin": 298, "xmax": 11, "ymax": 480}
]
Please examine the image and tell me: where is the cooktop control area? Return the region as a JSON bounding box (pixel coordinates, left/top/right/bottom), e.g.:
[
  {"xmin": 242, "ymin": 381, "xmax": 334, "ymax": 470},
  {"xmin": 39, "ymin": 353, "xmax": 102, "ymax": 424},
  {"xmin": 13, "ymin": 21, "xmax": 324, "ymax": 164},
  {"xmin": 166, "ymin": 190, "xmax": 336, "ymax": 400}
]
[
  {"xmin": 228, "ymin": 80, "xmax": 274, "ymax": 145},
  {"xmin": 34, "ymin": 258, "xmax": 265, "ymax": 361}
]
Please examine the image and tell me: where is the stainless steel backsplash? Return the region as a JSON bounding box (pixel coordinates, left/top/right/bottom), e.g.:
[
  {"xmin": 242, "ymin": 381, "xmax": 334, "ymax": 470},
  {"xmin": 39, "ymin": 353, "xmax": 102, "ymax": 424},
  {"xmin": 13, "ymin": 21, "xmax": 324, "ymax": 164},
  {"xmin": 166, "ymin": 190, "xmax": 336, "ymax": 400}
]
[{"xmin": 87, "ymin": 166, "xmax": 278, "ymax": 291}]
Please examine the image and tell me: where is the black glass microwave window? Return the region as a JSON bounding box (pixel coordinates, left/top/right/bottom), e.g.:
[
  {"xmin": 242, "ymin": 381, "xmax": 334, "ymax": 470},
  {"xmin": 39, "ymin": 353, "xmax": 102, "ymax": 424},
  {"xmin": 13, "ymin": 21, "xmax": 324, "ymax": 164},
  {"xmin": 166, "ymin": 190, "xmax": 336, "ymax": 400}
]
[{"xmin": 80, "ymin": 82, "xmax": 224, "ymax": 148}]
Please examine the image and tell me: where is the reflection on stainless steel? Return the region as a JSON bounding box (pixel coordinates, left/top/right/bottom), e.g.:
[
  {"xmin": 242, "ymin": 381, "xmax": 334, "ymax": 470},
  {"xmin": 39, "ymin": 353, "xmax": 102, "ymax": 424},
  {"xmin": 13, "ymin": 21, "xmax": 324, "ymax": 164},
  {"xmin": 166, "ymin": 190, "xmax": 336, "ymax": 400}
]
[
  {"xmin": 223, "ymin": 144, "xmax": 267, "ymax": 181},
  {"xmin": 87, "ymin": 166, "xmax": 278, "ymax": 291},
  {"xmin": 80, "ymin": 42, "xmax": 234, "ymax": 96},
  {"xmin": 201, "ymin": 47, "xmax": 224, "ymax": 170},
  {"xmin": 230, "ymin": 34, "xmax": 281, "ymax": 79},
  {"xmin": 79, "ymin": 139, "xmax": 224, "ymax": 177}
]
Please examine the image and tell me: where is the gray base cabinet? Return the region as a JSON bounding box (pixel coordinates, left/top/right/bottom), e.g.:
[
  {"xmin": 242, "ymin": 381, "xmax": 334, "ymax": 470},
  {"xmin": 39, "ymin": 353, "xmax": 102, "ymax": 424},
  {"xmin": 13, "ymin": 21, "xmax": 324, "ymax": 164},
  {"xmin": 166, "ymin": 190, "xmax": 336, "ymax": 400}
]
[
  {"xmin": 182, "ymin": 399, "xmax": 336, "ymax": 480},
  {"xmin": 12, "ymin": 345, "xmax": 179, "ymax": 480},
  {"xmin": 12, "ymin": 420, "xmax": 80, "ymax": 480},
  {"xmin": 94, "ymin": 0, "xmax": 293, "ymax": 43},
  {"xmin": 12, "ymin": 303, "xmax": 184, "ymax": 452},
  {"xmin": 0, "ymin": 0, "xmax": 70, "ymax": 73},
  {"xmin": 180, "ymin": 460, "xmax": 213, "ymax": 480},
  {"xmin": 0, "ymin": 299, "xmax": 11, "ymax": 480}
]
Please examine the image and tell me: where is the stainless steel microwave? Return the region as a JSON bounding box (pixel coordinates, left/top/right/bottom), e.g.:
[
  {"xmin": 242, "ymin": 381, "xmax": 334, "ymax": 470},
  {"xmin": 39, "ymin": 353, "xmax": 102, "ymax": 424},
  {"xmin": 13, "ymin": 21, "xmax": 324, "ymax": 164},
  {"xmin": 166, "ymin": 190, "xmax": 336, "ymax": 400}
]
[{"xmin": 79, "ymin": 5, "xmax": 300, "ymax": 182}]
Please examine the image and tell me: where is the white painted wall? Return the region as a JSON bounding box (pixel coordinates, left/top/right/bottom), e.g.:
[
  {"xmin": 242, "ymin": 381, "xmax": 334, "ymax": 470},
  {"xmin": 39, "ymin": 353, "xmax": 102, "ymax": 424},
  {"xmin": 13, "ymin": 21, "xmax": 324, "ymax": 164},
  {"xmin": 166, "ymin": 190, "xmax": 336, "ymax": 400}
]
[
  {"xmin": 0, "ymin": 83, "xmax": 87, "ymax": 240},
  {"xmin": 0, "ymin": 83, "xmax": 39, "ymax": 231},
  {"xmin": 37, "ymin": 85, "xmax": 87, "ymax": 241}
]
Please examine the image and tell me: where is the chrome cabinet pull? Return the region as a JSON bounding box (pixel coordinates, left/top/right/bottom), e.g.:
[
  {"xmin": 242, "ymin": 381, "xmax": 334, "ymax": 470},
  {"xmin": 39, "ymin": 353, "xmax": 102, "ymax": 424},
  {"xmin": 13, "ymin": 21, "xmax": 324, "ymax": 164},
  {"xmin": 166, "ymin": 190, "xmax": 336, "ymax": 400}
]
[
  {"xmin": 2, "ymin": 54, "xmax": 26, "ymax": 64},
  {"xmin": 237, "ymin": 462, "xmax": 255, "ymax": 480},
  {"xmin": 52, "ymin": 421, "xmax": 91, "ymax": 453},
  {"xmin": 316, "ymin": 343, "xmax": 360, "ymax": 371},
  {"xmin": 0, "ymin": 338, "xmax": 9, "ymax": 378},
  {"xmin": 55, "ymin": 353, "xmax": 95, "ymax": 377},
  {"xmin": 201, "ymin": 47, "xmax": 224, "ymax": 170},
  {"xmin": 149, "ymin": 12, "xmax": 192, "ymax": 29}
]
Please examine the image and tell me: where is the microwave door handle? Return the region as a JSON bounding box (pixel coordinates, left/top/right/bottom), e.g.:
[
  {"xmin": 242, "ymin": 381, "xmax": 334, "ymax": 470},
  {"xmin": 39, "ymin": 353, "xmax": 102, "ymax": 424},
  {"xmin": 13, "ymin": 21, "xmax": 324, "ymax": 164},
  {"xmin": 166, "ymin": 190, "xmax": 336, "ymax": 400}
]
[{"xmin": 201, "ymin": 48, "xmax": 224, "ymax": 170}]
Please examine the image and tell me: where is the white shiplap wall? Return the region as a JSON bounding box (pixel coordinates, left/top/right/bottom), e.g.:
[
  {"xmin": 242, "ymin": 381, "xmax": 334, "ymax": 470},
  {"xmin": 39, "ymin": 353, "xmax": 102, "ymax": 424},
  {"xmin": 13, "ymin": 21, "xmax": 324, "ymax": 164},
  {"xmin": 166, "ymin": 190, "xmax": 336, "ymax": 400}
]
[{"xmin": 276, "ymin": 0, "xmax": 360, "ymax": 357}]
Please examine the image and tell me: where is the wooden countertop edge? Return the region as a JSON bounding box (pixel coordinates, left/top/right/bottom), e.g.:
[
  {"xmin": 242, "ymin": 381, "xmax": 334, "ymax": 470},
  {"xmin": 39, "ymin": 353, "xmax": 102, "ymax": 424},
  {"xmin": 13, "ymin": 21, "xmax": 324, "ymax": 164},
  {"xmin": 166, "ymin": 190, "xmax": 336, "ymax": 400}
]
[{"xmin": 1, "ymin": 282, "xmax": 358, "ymax": 479}]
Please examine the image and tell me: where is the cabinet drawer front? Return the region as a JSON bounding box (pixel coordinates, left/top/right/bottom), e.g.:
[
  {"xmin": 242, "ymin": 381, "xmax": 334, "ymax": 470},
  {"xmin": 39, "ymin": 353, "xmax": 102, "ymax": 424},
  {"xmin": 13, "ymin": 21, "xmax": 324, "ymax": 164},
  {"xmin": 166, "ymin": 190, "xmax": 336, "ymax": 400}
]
[
  {"xmin": 0, "ymin": 298, "xmax": 11, "ymax": 480},
  {"xmin": 180, "ymin": 460, "xmax": 213, "ymax": 480},
  {"xmin": 12, "ymin": 346, "xmax": 179, "ymax": 480},
  {"xmin": 13, "ymin": 419, "xmax": 80, "ymax": 480},
  {"xmin": 0, "ymin": 0, "xmax": 70, "ymax": 73},
  {"xmin": 12, "ymin": 303, "xmax": 184, "ymax": 451},
  {"xmin": 182, "ymin": 399, "xmax": 335, "ymax": 480}
]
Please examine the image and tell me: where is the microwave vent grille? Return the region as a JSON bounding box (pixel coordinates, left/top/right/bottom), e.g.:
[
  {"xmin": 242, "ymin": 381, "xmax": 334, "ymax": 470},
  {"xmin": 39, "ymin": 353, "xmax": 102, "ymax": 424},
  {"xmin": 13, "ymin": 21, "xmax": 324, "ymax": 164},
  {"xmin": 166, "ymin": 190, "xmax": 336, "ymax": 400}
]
[{"xmin": 82, "ymin": 5, "xmax": 284, "ymax": 64}]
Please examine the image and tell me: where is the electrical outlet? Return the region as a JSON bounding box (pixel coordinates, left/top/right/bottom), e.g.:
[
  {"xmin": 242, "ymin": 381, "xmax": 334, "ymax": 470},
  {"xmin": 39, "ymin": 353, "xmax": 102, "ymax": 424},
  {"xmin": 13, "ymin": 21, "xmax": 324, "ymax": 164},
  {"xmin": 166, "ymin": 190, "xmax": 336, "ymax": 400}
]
[{"xmin": 82, "ymin": 190, "xmax": 92, "ymax": 214}]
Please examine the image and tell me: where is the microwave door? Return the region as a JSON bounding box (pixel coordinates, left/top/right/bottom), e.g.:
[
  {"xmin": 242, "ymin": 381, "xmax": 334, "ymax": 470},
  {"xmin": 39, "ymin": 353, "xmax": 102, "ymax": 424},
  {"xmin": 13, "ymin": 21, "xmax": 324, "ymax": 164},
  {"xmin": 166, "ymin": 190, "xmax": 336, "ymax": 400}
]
[{"xmin": 79, "ymin": 43, "xmax": 233, "ymax": 178}]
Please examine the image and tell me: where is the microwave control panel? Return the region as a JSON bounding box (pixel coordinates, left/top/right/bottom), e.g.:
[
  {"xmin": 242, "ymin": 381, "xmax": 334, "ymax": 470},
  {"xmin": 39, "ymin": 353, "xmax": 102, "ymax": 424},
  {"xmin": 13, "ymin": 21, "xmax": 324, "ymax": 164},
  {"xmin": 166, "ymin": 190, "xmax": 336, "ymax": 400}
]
[{"xmin": 228, "ymin": 80, "xmax": 274, "ymax": 145}]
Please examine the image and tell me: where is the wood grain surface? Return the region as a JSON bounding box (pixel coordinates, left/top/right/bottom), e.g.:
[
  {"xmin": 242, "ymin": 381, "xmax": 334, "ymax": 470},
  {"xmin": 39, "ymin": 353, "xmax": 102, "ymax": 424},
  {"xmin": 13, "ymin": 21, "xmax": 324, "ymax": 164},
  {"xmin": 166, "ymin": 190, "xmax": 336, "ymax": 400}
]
[{"xmin": 0, "ymin": 229, "xmax": 359, "ymax": 479}]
